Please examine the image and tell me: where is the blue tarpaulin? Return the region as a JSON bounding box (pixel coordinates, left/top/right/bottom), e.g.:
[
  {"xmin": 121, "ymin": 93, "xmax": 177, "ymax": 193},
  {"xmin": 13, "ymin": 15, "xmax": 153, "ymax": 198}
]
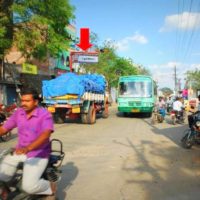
[{"xmin": 42, "ymin": 72, "xmax": 106, "ymax": 98}]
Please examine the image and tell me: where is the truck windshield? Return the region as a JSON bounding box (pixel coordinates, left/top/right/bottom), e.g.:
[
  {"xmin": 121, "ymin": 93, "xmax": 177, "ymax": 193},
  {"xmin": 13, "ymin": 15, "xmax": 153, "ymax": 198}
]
[{"xmin": 119, "ymin": 81, "xmax": 152, "ymax": 97}]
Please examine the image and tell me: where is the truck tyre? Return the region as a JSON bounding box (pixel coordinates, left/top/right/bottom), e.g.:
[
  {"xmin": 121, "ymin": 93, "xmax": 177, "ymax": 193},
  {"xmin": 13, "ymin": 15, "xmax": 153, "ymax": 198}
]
[
  {"xmin": 87, "ymin": 105, "xmax": 96, "ymax": 124},
  {"xmin": 53, "ymin": 113, "xmax": 65, "ymax": 124},
  {"xmin": 53, "ymin": 108, "xmax": 66, "ymax": 124},
  {"xmin": 81, "ymin": 113, "xmax": 88, "ymax": 124},
  {"xmin": 102, "ymin": 104, "xmax": 109, "ymax": 118}
]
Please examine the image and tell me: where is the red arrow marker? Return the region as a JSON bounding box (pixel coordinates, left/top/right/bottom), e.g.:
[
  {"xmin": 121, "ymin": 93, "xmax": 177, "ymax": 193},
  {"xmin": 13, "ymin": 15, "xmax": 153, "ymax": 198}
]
[{"xmin": 76, "ymin": 28, "xmax": 93, "ymax": 51}]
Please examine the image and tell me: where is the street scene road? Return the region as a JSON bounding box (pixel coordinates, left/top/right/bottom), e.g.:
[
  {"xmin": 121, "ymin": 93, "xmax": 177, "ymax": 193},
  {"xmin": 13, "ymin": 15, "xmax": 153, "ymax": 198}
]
[
  {"xmin": 1, "ymin": 1, "xmax": 200, "ymax": 200},
  {"xmin": 1, "ymin": 105, "xmax": 200, "ymax": 200}
]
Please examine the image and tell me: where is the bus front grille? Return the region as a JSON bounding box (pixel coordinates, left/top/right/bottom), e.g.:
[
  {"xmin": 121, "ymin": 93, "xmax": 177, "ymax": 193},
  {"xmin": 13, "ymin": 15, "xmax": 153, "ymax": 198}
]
[{"xmin": 128, "ymin": 102, "xmax": 141, "ymax": 106}]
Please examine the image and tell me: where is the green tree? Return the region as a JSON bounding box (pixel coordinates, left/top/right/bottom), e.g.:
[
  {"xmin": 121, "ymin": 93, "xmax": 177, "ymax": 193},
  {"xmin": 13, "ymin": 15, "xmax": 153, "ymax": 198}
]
[
  {"xmin": 160, "ymin": 87, "xmax": 173, "ymax": 97},
  {"xmin": 82, "ymin": 40, "xmax": 139, "ymax": 90},
  {"xmin": 137, "ymin": 64, "xmax": 151, "ymax": 76},
  {"xmin": 0, "ymin": 0, "xmax": 75, "ymax": 61},
  {"xmin": 186, "ymin": 69, "xmax": 200, "ymax": 90},
  {"xmin": 0, "ymin": 0, "xmax": 13, "ymax": 59}
]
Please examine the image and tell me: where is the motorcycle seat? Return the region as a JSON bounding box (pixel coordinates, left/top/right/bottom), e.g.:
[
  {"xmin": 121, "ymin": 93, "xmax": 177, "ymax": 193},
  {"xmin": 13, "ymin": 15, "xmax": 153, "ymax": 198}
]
[{"xmin": 49, "ymin": 153, "xmax": 64, "ymax": 165}]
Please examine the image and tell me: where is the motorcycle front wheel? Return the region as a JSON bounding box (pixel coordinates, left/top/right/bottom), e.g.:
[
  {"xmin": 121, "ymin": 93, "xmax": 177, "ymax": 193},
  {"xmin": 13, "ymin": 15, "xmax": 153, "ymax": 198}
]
[
  {"xmin": 181, "ymin": 129, "xmax": 193, "ymax": 149},
  {"xmin": 1, "ymin": 131, "xmax": 11, "ymax": 142}
]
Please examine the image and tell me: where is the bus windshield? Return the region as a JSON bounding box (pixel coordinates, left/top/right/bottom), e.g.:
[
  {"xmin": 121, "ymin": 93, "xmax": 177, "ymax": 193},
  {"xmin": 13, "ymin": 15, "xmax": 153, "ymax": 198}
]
[{"xmin": 119, "ymin": 81, "xmax": 152, "ymax": 98}]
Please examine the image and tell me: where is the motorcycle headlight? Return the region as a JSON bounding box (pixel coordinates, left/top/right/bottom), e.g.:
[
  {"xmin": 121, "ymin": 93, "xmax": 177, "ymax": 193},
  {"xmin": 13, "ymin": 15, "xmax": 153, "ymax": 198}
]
[{"xmin": 196, "ymin": 121, "xmax": 200, "ymax": 127}]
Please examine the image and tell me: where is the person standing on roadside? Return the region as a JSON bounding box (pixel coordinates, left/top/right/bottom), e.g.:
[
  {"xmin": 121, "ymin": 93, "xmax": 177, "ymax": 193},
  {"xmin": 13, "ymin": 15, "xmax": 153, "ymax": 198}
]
[{"xmin": 156, "ymin": 96, "xmax": 166, "ymax": 119}]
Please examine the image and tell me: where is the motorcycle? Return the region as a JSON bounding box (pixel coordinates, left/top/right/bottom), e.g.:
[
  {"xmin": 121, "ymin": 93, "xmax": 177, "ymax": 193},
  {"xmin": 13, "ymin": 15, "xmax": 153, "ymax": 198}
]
[
  {"xmin": 0, "ymin": 139, "xmax": 65, "ymax": 200},
  {"xmin": 151, "ymin": 107, "xmax": 164, "ymax": 124},
  {"xmin": 0, "ymin": 112, "xmax": 11, "ymax": 142},
  {"xmin": 166, "ymin": 102, "xmax": 173, "ymax": 114},
  {"xmin": 170, "ymin": 108, "xmax": 185, "ymax": 125},
  {"xmin": 181, "ymin": 112, "xmax": 200, "ymax": 149},
  {"xmin": 0, "ymin": 102, "xmax": 18, "ymax": 142},
  {"xmin": 0, "ymin": 103, "xmax": 17, "ymax": 118}
]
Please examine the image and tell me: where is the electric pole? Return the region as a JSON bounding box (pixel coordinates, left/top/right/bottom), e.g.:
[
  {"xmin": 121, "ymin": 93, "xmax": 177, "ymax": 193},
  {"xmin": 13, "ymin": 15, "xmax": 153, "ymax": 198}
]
[{"xmin": 174, "ymin": 65, "xmax": 177, "ymax": 96}]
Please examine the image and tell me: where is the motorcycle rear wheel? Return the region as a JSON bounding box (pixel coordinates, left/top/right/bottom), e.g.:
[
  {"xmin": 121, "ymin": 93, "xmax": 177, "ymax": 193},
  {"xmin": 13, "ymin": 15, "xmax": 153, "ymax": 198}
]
[
  {"xmin": 157, "ymin": 115, "xmax": 164, "ymax": 123},
  {"xmin": 181, "ymin": 129, "xmax": 193, "ymax": 149},
  {"xmin": 172, "ymin": 116, "xmax": 176, "ymax": 125}
]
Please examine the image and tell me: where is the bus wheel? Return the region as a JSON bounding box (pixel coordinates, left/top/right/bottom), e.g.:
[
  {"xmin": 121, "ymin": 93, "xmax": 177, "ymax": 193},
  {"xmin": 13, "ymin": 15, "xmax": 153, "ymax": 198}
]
[
  {"xmin": 145, "ymin": 112, "xmax": 152, "ymax": 118},
  {"xmin": 123, "ymin": 112, "xmax": 128, "ymax": 117}
]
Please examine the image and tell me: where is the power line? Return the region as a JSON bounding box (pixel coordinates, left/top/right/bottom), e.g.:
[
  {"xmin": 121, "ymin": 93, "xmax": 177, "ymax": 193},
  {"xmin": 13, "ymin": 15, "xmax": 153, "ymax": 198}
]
[
  {"xmin": 183, "ymin": 0, "xmax": 200, "ymax": 63},
  {"xmin": 180, "ymin": 0, "xmax": 194, "ymax": 61}
]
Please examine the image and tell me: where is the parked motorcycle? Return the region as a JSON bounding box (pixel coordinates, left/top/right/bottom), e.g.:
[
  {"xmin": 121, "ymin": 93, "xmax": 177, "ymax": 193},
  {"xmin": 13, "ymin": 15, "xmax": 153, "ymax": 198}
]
[
  {"xmin": 0, "ymin": 112, "xmax": 11, "ymax": 142},
  {"xmin": 0, "ymin": 103, "xmax": 17, "ymax": 118},
  {"xmin": 151, "ymin": 107, "xmax": 164, "ymax": 124},
  {"xmin": 0, "ymin": 139, "xmax": 65, "ymax": 200},
  {"xmin": 171, "ymin": 108, "xmax": 185, "ymax": 125},
  {"xmin": 181, "ymin": 112, "xmax": 200, "ymax": 149}
]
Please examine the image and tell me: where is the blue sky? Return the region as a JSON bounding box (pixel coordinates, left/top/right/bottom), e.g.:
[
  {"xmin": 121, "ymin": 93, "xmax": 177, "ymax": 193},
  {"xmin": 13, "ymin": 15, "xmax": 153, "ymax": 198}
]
[{"xmin": 71, "ymin": 0, "xmax": 200, "ymax": 89}]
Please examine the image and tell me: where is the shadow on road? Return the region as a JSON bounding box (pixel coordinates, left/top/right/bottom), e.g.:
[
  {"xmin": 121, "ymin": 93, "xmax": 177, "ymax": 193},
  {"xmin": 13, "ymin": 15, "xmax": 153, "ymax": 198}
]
[
  {"xmin": 143, "ymin": 116, "xmax": 189, "ymax": 148},
  {"xmin": 58, "ymin": 162, "xmax": 79, "ymax": 199},
  {"xmin": 114, "ymin": 135, "xmax": 200, "ymax": 200},
  {"xmin": 116, "ymin": 111, "xmax": 151, "ymax": 119}
]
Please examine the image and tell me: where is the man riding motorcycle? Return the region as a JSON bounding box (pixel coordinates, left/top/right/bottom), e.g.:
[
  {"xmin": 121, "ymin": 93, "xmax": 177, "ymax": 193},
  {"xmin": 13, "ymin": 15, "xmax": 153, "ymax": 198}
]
[
  {"xmin": 0, "ymin": 87, "xmax": 56, "ymax": 198},
  {"xmin": 172, "ymin": 97, "xmax": 184, "ymax": 121},
  {"xmin": 166, "ymin": 96, "xmax": 173, "ymax": 113},
  {"xmin": 188, "ymin": 95, "xmax": 200, "ymax": 128}
]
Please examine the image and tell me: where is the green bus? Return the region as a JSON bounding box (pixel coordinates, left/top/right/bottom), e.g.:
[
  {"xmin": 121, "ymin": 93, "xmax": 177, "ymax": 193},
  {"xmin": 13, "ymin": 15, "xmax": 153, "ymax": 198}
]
[{"xmin": 117, "ymin": 75, "xmax": 157, "ymax": 116}]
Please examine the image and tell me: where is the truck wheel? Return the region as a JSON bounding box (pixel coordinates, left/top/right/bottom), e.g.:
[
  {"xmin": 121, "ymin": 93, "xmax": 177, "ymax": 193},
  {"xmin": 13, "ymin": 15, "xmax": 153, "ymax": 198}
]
[
  {"xmin": 81, "ymin": 114, "xmax": 88, "ymax": 124},
  {"xmin": 102, "ymin": 104, "xmax": 109, "ymax": 118},
  {"xmin": 87, "ymin": 105, "xmax": 96, "ymax": 124},
  {"xmin": 53, "ymin": 113, "xmax": 65, "ymax": 124},
  {"xmin": 53, "ymin": 108, "xmax": 67, "ymax": 124}
]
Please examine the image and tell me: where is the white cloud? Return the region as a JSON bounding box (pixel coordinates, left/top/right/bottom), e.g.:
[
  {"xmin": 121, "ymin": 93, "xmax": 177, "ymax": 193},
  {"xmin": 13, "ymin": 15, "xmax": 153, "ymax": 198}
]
[
  {"xmin": 160, "ymin": 12, "xmax": 200, "ymax": 32},
  {"xmin": 149, "ymin": 61, "xmax": 181, "ymax": 71},
  {"xmin": 115, "ymin": 32, "xmax": 148, "ymax": 52},
  {"xmin": 149, "ymin": 62, "xmax": 200, "ymax": 89}
]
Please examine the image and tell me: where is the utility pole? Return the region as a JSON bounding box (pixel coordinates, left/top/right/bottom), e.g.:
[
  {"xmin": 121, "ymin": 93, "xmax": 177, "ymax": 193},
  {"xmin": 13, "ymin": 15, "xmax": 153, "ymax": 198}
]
[{"xmin": 174, "ymin": 65, "xmax": 177, "ymax": 96}]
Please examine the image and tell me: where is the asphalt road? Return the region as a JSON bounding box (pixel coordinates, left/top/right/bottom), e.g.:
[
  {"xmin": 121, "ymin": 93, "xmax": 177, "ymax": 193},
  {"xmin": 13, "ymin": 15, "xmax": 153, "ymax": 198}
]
[{"xmin": 1, "ymin": 105, "xmax": 200, "ymax": 200}]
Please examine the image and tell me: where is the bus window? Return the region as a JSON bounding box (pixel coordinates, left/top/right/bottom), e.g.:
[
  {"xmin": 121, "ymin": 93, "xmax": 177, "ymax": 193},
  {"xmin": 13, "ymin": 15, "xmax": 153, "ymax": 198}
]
[
  {"xmin": 119, "ymin": 81, "xmax": 152, "ymax": 97},
  {"xmin": 119, "ymin": 82, "xmax": 127, "ymax": 95}
]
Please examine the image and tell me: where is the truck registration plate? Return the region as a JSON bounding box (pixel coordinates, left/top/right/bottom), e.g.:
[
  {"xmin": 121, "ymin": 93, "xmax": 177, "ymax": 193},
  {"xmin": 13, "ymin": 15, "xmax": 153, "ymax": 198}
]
[
  {"xmin": 72, "ymin": 107, "xmax": 80, "ymax": 113},
  {"xmin": 47, "ymin": 106, "xmax": 55, "ymax": 113}
]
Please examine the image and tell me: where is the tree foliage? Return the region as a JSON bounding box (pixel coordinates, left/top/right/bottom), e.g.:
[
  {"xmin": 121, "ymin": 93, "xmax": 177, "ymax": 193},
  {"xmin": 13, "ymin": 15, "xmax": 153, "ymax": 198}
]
[
  {"xmin": 160, "ymin": 87, "xmax": 173, "ymax": 96},
  {"xmin": 0, "ymin": 0, "xmax": 75, "ymax": 60},
  {"xmin": 81, "ymin": 40, "xmax": 150, "ymax": 90},
  {"xmin": 186, "ymin": 69, "xmax": 200, "ymax": 90}
]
